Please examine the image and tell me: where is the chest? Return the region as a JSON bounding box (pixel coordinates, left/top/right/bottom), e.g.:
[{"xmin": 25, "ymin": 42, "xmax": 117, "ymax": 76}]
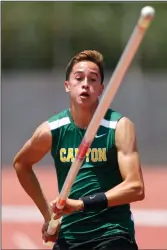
[{"xmin": 53, "ymin": 126, "xmax": 115, "ymax": 167}]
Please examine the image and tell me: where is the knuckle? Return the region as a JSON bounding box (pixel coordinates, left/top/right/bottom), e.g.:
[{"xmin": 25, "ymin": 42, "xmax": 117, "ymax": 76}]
[{"xmin": 50, "ymin": 199, "xmax": 56, "ymax": 206}]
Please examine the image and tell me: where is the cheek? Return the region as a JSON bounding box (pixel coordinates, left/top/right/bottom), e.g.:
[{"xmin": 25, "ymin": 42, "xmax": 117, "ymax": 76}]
[
  {"xmin": 71, "ymin": 81, "xmax": 80, "ymax": 90},
  {"xmin": 91, "ymin": 86, "xmax": 102, "ymax": 96},
  {"xmin": 97, "ymin": 86, "xmax": 103, "ymax": 96},
  {"xmin": 70, "ymin": 86, "xmax": 79, "ymax": 96}
]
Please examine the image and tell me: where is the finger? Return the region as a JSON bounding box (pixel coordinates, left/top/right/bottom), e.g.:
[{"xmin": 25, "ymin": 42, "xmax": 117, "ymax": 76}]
[
  {"xmin": 51, "ymin": 203, "xmax": 60, "ymax": 214},
  {"xmin": 50, "ymin": 200, "xmax": 56, "ymax": 208},
  {"xmin": 52, "ymin": 204, "xmax": 63, "ymax": 214},
  {"xmin": 42, "ymin": 233, "xmax": 48, "ymax": 242},
  {"xmin": 43, "ymin": 233, "xmax": 58, "ymax": 243},
  {"xmin": 50, "ymin": 198, "xmax": 58, "ymax": 207},
  {"xmin": 47, "ymin": 235, "xmax": 58, "ymax": 242},
  {"xmin": 53, "ymin": 212, "xmax": 62, "ymax": 220}
]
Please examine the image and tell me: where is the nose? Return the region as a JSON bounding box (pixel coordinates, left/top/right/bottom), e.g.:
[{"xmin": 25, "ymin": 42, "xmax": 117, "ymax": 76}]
[{"xmin": 82, "ymin": 78, "xmax": 89, "ymax": 89}]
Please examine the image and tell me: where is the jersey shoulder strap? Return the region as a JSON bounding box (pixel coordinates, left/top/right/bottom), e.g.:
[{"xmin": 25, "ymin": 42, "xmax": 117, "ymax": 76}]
[
  {"xmin": 48, "ymin": 109, "xmax": 71, "ymax": 132},
  {"xmin": 103, "ymin": 109, "xmax": 123, "ymax": 145},
  {"xmin": 101, "ymin": 109, "xmax": 123, "ymax": 129}
]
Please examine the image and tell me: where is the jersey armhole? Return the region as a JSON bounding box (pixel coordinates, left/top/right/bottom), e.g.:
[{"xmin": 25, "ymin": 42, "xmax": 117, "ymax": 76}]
[
  {"xmin": 47, "ymin": 120, "xmax": 58, "ymax": 157},
  {"xmin": 112, "ymin": 116, "xmax": 124, "ymax": 147}
]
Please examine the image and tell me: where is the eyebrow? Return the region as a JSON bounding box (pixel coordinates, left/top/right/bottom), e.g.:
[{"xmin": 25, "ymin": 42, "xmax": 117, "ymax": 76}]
[{"xmin": 74, "ymin": 71, "xmax": 98, "ymax": 77}]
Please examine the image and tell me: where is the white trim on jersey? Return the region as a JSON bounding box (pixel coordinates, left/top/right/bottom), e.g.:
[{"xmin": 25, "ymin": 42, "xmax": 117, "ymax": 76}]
[
  {"xmin": 48, "ymin": 116, "xmax": 117, "ymax": 131},
  {"xmin": 100, "ymin": 119, "xmax": 117, "ymax": 129},
  {"xmin": 48, "ymin": 117, "xmax": 71, "ymax": 130}
]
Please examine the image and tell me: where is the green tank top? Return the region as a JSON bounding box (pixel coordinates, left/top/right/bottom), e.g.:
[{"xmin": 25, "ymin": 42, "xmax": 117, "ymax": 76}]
[{"xmin": 48, "ymin": 109, "xmax": 135, "ymax": 242}]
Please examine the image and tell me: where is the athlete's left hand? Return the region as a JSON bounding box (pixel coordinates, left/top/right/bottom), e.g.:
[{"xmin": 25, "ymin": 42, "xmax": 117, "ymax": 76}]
[
  {"xmin": 50, "ymin": 198, "xmax": 84, "ymax": 219},
  {"xmin": 42, "ymin": 220, "xmax": 60, "ymax": 243}
]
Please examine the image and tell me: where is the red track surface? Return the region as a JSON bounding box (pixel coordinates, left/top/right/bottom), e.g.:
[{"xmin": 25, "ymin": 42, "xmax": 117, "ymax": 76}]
[{"xmin": 2, "ymin": 167, "xmax": 167, "ymax": 249}]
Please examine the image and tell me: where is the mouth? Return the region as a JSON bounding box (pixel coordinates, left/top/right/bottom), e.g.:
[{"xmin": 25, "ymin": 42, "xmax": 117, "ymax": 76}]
[{"xmin": 80, "ymin": 92, "xmax": 90, "ymax": 99}]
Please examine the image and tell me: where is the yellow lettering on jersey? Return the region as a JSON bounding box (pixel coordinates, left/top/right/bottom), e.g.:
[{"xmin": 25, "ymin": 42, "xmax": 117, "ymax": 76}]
[
  {"xmin": 91, "ymin": 148, "xmax": 98, "ymax": 162},
  {"xmin": 98, "ymin": 148, "xmax": 107, "ymax": 162},
  {"xmin": 86, "ymin": 148, "xmax": 91, "ymax": 162},
  {"xmin": 66, "ymin": 148, "xmax": 75, "ymax": 162},
  {"xmin": 60, "ymin": 147, "xmax": 107, "ymax": 163},
  {"xmin": 75, "ymin": 148, "xmax": 79, "ymax": 158},
  {"xmin": 60, "ymin": 148, "xmax": 67, "ymax": 162}
]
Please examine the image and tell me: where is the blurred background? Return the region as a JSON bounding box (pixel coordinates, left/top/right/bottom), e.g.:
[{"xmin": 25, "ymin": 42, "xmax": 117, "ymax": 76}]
[{"xmin": 2, "ymin": 1, "xmax": 167, "ymax": 249}]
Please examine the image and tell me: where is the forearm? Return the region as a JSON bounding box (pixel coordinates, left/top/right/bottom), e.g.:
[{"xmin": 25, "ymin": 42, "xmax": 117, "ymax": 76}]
[
  {"xmin": 14, "ymin": 163, "xmax": 51, "ymax": 222},
  {"xmin": 105, "ymin": 180, "xmax": 144, "ymax": 207}
]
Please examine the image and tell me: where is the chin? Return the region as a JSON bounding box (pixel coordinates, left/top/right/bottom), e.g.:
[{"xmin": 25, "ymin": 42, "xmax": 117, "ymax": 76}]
[
  {"xmin": 79, "ymin": 103, "xmax": 90, "ymax": 108},
  {"xmin": 77, "ymin": 101, "xmax": 91, "ymax": 109},
  {"xmin": 76, "ymin": 98, "xmax": 97, "ymax": 109}
]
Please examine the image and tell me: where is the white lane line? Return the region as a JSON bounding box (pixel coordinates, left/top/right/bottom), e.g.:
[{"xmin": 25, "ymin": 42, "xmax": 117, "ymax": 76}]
[
  {"xmin": 2, "ymin": 205, "xmax": 167, "ymax": 227},
  {"xmin": 12, "ymin": 231, "xmax": 40, "ymax": 249},
  {"xmin": 2, "ymin": 205, "xmax": 43, "ymax": 222},
  {"xmin": 133, "ymin": 209, "xmax": 167, "ymax": 226}
]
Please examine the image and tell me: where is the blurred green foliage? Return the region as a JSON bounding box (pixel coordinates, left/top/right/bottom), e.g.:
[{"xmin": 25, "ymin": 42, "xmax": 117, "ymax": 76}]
[{"xmin": 2, "ymin": 1, "xmax": 167, "ymax": 70}]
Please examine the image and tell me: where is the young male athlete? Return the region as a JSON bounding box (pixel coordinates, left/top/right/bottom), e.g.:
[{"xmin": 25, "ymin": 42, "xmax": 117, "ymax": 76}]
[{"xmin": 13, "ymin": 50, "xmax": 145, "ymax": 250}]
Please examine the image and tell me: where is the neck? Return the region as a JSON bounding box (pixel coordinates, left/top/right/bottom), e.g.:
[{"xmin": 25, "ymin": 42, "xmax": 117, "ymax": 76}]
[{"xmin": 69, "ymin": 102, "xmax": 98, "ymax": 129}]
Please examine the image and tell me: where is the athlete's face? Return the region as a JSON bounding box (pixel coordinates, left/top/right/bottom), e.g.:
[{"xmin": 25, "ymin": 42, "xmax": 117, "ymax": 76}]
[{"xmin": 65, "ymin": 61, "xmax": 104, "ymax": 108}]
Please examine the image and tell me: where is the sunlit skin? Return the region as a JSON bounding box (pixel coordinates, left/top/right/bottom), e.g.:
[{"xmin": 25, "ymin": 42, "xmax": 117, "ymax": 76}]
[{"xmin": 65, "ymin": 61, "xmax": 104, "ymax": 129}]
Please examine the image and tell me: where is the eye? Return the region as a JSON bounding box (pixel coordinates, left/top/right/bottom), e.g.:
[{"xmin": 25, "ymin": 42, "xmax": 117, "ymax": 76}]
[{"xmin": 75, "ymin": 76, "xmax": 82, "ymax": 81}]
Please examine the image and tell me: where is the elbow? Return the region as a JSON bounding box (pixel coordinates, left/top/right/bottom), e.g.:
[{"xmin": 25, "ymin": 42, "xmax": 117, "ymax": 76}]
[
  {"xmin": 13, "ymin": 156, "xmax": 33, "ymax": 172},
  {"xmin": 136, "ymin": 186, "xmax": 145, "ymax": 201},
  {"xmin": 13, "ymin": 157, "xmax": 18, "ymax": 170},
  {"xmin": 127, "ymin": 181, "xmax": 145, "ymax": 202},
  {"xmin": 133, "ymin": 183, "xmax": 145, "ymax": 201},
  {"xmin": 13, "ymin": 159, "xmax": 23, "ymax": 172},
  {"xmin": 13, "ymin": 160, "xmax": 32, "ymax": 177},
  {"xmin": 13, "ymin": 158, "xmax": 27, "ymax": 172},
  {"xmin": 13, "ymin": 156, "xmax": 21, "ymax": 170}
]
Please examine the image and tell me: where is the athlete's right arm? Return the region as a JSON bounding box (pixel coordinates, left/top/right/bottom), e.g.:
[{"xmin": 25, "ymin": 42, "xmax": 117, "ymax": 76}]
[{"xmin": 13, "ymin": 121, "xmax": 52, "ymax": 222}]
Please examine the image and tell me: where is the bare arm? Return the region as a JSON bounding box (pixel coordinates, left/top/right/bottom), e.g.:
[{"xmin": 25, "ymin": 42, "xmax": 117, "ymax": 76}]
[
  {"xmin": 105, "ymin": 117, "xmax": 145, "ymax": 207},
  {"xmin": 13, "ymin": 121, "xmax": 52, "ymax": 222}
]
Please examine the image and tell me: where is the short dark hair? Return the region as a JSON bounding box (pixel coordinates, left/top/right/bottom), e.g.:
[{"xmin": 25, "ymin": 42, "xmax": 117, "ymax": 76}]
[{"xmin": 65, "ymin": 50, "xmax": 104, "ymax": 83}]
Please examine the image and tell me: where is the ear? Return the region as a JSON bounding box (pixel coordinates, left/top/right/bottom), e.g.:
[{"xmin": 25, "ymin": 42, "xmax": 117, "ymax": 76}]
[{"xmin": 64, "ymin": 81, "xmax": 70, "ymax": 92}]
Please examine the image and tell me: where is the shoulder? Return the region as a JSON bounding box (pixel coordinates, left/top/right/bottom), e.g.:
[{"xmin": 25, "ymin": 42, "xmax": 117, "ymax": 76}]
[
  {"xmin": 13, "ymin": 121, "xmax": 52, "ymax": 166},
  {"xmin": 48, "ymin": 109, "xmax": 71, "ymax": 131},
  {"xmin": 116, "ymin": 117, "xmax": 135, "ymax": 133},
  {"xmin": 115, "ymin": 117, "xmax": 137, "ymax": 153},
  {"xmin": 31, "ymin": 121, "xmax": 52, "ymax": 145}
]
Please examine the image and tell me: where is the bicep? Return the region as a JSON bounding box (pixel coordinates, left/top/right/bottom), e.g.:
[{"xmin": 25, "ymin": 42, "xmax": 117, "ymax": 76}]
[
  {"xmin": 14, "ymin": 122, "xmax": 52, "ymax": 167},
  {"xmin": 115, "ymin": 117, "xmax": 143, "ymax": 182},
  {"xmin": 117, "ymin": 146, "xmax": 143, "ymax": 182}
]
